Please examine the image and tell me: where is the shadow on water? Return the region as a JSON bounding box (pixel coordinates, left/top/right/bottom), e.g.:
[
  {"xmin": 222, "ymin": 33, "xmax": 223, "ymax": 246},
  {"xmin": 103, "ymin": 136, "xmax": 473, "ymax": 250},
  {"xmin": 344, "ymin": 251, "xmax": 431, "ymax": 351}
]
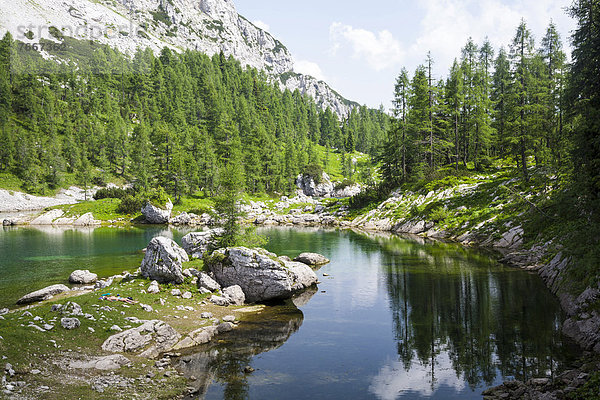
[{"xmin": 176, "ymin": 290, "xmax": 313, "ymax": 399}]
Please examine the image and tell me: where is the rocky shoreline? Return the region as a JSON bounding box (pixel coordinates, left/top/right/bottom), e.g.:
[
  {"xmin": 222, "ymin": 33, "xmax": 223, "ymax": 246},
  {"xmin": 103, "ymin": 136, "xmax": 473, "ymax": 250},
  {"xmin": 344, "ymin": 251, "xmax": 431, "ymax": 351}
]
[{"xmin": 1, "ymin": 229, "xmax": 329, "ymax": 398}]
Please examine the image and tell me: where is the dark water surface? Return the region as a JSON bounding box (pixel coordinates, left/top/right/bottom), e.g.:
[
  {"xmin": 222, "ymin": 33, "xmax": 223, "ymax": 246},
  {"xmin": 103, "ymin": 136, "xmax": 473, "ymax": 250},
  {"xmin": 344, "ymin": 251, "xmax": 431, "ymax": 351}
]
[{"xmin": 0, "ymin": 225, "xmax": 581, "ymax": 399}]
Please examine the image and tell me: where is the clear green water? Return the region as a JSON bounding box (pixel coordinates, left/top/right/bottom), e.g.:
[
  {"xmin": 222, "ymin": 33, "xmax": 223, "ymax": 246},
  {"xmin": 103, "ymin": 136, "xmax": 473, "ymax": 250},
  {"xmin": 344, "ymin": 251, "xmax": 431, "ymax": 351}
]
[{"xmin": 0, "ymin": 225, "xmax": 581, "ymax": 399}]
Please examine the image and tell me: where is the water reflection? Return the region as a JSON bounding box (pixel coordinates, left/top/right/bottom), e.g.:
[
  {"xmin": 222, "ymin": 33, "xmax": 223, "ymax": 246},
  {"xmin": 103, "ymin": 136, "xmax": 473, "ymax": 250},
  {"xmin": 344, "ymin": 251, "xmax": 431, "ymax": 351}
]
[
  {"xmin": 176, "ymin": 303, "xmax": 306, "ymax": 399},
  {"xmin": 374, "ymin": 234, "xmax": 577, "ymax": 398}
]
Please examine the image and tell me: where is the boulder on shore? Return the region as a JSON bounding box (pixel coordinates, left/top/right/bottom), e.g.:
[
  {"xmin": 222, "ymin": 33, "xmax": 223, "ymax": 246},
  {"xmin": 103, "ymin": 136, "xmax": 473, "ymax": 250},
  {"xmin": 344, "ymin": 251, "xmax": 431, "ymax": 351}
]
[
  {"xmin": 141, "ymin": 199, "xmax": 173, "ymax": 224},
  {"xmin": 293, "ymin": 252, "xmax": 330, "ymax": 266},
  {"xmin": 69, "ymin": 269, "xmax": 98, "ymax": 284},
  {"xmin": 205, "ymin": 247, "xmax": 318, "ymax": 303},
  {"xmin": 101, "ymin": 319, "xmax": 180, "ymax": 359},
  {"xmin": 16, "ymin": 284, "xmax": 70, "ymax": 305},
  {"xmin": 140, "ymin": 236, "xmax": 189, "ymax": 284},
  {"xmin": 181, "ymin": 228, "xmax": 223, "ymax": 259},
  {"xmin": 296, "ymin": 172, "xmax": 334, "ymax": 197}
]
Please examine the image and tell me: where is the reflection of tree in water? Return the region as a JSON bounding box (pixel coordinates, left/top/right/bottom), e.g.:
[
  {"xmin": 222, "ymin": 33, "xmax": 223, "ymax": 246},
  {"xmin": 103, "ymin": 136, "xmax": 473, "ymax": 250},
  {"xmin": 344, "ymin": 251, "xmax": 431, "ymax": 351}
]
[
  {"xmin": 175, "ymin": 299, "xmax": 307, "ymax": 399},
  {"xmin": 373, "ymin": 235, "xmax": 578, "ymax": 390}
]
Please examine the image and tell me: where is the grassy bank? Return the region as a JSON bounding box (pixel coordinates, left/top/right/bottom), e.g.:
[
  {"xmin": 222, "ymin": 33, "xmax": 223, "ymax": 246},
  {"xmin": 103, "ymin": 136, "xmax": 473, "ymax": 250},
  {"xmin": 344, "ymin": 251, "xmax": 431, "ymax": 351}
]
[{"xmin": 0, "ymin": 268, "xmax": 263, "ymax": 399}]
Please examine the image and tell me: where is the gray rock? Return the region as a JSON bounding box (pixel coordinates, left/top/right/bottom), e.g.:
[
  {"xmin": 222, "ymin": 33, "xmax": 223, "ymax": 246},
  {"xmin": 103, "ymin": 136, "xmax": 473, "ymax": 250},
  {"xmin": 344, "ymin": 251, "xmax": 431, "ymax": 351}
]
[
  {"xmin": 222, "ymin": 315, "xmax": 236, "ymax": 323},
  {"xmin": 69, "ymin": 269, "xmax": 98, "ymax": 284},
  {"xmin": 110, "ymin": 325, "xmax": 123, "ymax": 332},
  {"xmin": 206, "ymin": 247, "xmax": 318, "ymax": 303},
  {"xmin": 62, "ymin": 301, "xmax": 83, "ymax": 316},
  {"xmin": 294, "ymin": 252, "xmax": 330, "ymax": 266},
  {"xmin": 198, "ymin": 287, "xmax": 212, "ymax": 295},
  {"xmin": 141, "ymin": 199, "xmax": 173, "ymax": 224},
  {"xmin": 147, "ymin": 280, "xmax": 160, "ymax": 294},
  {"xmin": 217, "ymin": 322, "xmax": 235, "ymax": 333},
  {"xmin": 61, "ymin": 317, "xmax": 80, "ymax": 330},
  {"xmin": 181, "ymin": 291, "xmax": 193, "ymax": 299},
  {"xmin": 200, "ymin": 312, "xmax": 213, "ymax": 319},
  {"xmin": 222, "ymin": 285, "xmax": 245, "ymax": 306},
  {"xmin": 173, "ymin": 326, "xmax": 218, "ymax": 350},
  {"xmin": 16, "ymin": 284, "xmax": 70, "ymax": 305},
  {"xmin": 332, "ymin": 183, "xmax": 362, "ymax": 198},
  {"xmin": 197, "ymin": 272, "xmax": 221, "ymax": 292},
  {"xmin": 140, "ymin": 236, "xmax": 189, "ymax": 284},
  {"xmin": 140, "ymin": 304, "xmax": 153, "ymax": 312},
  {"xmin": 296, "ymin": 172, "xmax": 334, "ymax": 197},
  {"xmin": 169, "ymin": 212, "xmax": 191, "ymax": 225},
  {"xmin": 171, "ymin": 288, "xmax": 182, "ymax": 297},
  {"xmin": 181, "ymin": 229, "xmax": 223, "ymax": 259},
  {"xmin": 101, "ymin": 320, "xmax": 180, "ymax": 359},
  {"xmin": 0, "ymin": 308, "xmax": 8, "ymax": 315},
  {"xmin": 209, "ymin": 295, "xmax": 230, "ymax": 306},
  {"xmin": 70, "ymin": 355, "xmax": 131, "ymax": 371}
]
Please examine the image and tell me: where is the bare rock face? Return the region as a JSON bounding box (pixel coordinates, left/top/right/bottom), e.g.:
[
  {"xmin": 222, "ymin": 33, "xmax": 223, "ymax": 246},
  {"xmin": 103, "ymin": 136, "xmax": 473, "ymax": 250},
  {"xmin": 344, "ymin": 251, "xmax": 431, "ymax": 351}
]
[
  {"xmin": 205, "ymin": 247, "xmax": 318, "ymax": 303},
  {"xmin": 101, "ymin": 320, "xmax": 181, "ymax": 359},
  {"xmin": 294, "ymin": 252, "xmax": 330, "ymax": 266},
  {"xmin": 69, "ymin": 269, "xmax": 98, "ymax": 284},
  {"xmin": 332, "ymin": 183, "xmax": 362, "ymax": 198},
  {"xmin": 181, "ymin": 228, "xmax": 223, "ymax": 259},
  {"xmin": 140, "ymin": 236, "xmax": 189, "ymax": 284},
  {"xmin": 16, "ymin": 284, "xmax": 70, "ymax": 305},
  {"xmin": 141, "ymin": 200, "xmax": 173, "ymax": 224},
  {"xmin": 296, "ymin": 172, "xmax": 334, "ymax": 198}
]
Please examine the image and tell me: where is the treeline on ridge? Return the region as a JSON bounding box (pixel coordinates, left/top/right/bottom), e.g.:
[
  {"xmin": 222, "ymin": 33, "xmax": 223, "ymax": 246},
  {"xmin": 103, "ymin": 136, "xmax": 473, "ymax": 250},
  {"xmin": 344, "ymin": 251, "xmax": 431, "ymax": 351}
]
[{"xmin": 0, "ymin": 33, "xmax": 388, "ymax": 198}]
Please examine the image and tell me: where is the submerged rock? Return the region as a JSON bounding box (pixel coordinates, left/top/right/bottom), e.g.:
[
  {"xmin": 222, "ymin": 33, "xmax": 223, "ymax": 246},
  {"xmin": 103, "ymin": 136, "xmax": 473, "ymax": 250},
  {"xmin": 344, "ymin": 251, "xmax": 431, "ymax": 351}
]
[
  {"xmin": 16, "ymin": 284, "xmax": 70, "ymax": 305},
  {"xmin": 205, "ymin": 247, "xmax": 318, "ymax": 303},
  {"xmin": 140, "ymin": 236, "xmax": 189, "ymax": 284}
]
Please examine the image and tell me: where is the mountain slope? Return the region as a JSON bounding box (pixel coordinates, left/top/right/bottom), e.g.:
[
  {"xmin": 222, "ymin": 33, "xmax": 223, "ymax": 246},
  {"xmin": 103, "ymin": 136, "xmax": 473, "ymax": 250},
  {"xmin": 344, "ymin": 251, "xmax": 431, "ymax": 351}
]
[{"xmin": 0, "ymin": 0, "xmax": 355, "ymax": 117}]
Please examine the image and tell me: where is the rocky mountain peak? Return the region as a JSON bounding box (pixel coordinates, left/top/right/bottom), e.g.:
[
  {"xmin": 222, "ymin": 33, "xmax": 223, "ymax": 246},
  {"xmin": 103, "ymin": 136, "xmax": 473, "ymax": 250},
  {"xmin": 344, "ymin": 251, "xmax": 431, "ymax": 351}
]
[{"xmin": 0, "ymin": 0, "xmax": 356, "ymax": 118}]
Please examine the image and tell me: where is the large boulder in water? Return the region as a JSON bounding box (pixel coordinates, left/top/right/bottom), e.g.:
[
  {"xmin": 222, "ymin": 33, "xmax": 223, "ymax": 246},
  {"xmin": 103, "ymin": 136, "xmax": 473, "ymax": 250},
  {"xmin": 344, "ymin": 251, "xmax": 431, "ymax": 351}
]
[
  {"xmin": 181, "ymin": 228, "xmax": 223, "ymax": 259},
  {"xmin": 141, "ymin": 200, "xmax": 173, "ymax": 224},
  {"xmin": 205, "ymin": 247, "xmax": 318, "ymax": 303},
  {"xmin": 17, "ymin": 284, "xmax": 70, "ymax": 305},
  {"xmin": 293, "ymin": 252, "xmax": 330, "ymax": 266},
  {"xmin": 140, "ymin": 236, "xmax": 189, "ymax": 284}
]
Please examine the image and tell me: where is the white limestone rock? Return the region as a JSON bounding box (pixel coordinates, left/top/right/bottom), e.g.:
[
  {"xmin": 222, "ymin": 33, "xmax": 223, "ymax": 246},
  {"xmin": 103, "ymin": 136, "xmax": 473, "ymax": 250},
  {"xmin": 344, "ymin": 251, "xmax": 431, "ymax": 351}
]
[
  {"xmin": 205, "ymin": 247, "xmax": 318, "ymax": 303},
  {"xmin": 140, "ymin": 236, "xmax": 189, "ymax": 284},
  {"xmin": 69, "ymin": 269, "xmax": 98, "ymax": 284}
]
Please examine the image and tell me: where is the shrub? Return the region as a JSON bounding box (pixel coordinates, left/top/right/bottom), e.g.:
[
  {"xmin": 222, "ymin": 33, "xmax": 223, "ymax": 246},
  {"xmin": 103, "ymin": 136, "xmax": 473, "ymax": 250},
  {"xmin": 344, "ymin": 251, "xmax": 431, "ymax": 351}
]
[
  {"xmin": 303, "ymin": 164, "xmax": 324, "ymax": 184},
  {"xmin": 117, "ymin": 195, "xmax": 144, "ymax": 214},
  {"xmin": 334, "ymin": 179, "xmax": 355, "ymax": 191},
  {"xmin": 93, "ymin": 187, "xmax": 129, "ymax": 200}
]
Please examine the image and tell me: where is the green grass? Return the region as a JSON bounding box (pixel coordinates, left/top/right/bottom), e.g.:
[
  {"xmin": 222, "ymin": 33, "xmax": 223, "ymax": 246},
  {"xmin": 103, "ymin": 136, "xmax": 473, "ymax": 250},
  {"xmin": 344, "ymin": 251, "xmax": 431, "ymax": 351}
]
[
  {"xmin": 172, "ymin": 192, "xmax": 215, "ymax": 215},
  {"xmin": 0, "ymin": 172, "xmax": 24, "ymax": 192},
  {"xmin": 0, "ymin": 273, "xmax": 254, "ymax": 399},
  {"xmin": 51, "ymin": 198, "xmax": 138, "ymax": 221}
]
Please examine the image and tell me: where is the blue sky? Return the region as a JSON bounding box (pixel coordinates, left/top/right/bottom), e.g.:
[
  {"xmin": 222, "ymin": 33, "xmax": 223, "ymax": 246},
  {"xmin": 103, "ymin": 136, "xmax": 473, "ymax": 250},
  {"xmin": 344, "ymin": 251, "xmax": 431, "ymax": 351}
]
[{"xmin": 236, "ymin": 0, "xmax": 575, "ymax": 110}]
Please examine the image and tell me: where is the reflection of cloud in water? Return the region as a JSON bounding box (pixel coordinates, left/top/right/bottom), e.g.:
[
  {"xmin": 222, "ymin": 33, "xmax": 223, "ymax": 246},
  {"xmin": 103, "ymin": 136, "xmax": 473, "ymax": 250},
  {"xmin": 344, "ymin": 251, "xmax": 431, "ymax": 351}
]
[{"xmin": 370, "ymin": 351, "xmax": 465, "ymax": 400}]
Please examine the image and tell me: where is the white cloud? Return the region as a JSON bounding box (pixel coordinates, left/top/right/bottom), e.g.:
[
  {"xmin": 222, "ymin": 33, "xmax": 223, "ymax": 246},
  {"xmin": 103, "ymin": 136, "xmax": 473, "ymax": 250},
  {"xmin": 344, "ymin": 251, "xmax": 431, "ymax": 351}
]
[
  {"xmin": 329, "ymin": 22, "xmax": 404, "ymax": 71},
  {"xmin": 252, "ymin": 19, "xmax": 270, "ymax": 32},
  {"xmin": 294, "ymin": 58, "xmax": 327, "ymax": 81},
  {"xmin": 409, "ymin": 0, "xmax": 576, "ymax": 77}
]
